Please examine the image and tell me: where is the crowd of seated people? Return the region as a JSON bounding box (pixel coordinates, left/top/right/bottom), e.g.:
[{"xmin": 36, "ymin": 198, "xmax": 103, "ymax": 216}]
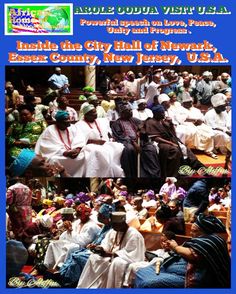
[
  {"xmin": 6, "ymin": 177, "xmax": 231, "ymax": 288},
  {"xmin": 5, "ymin": 67, "xmax": 232, "ymax": 178}
]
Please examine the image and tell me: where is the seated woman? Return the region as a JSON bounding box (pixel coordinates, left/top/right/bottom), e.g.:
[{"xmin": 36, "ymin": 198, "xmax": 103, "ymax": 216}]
[
  {"xmin": 135, "ymin": 214, "xmax": 230, "ymax": 288},
  {"xmin": 6, "ymin": 104, "xmax": 46, "ymax": 160},
  {"xmin": 123, "ymin": 231, "xmax": 177, "ymax": 287},
  {"xmin": 143, "ymin": 105, "xmax": 205, "ymax": 177}
]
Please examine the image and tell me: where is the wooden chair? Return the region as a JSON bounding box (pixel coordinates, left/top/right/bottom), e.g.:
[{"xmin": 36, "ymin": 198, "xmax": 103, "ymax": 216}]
[
  {"xmin": 147, "ymin": 207, "xmax": 157, "ymax": 217},
  {"xmin": 139, "ymin": 231, "xmax": 162, "ymax": 251},
  {"xmin": 185, "ymin": 222, "xmax": 193, "ymax": 236},
  {"xmin": 210, "ymin": 210, "xmax": 227, "ymax": 218}
]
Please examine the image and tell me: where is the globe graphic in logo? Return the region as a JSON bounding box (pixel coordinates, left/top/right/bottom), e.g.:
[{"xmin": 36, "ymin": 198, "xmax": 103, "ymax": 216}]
[{"xmin": 39, "ymin": 7, "xmax": 69, "ymax": 32}]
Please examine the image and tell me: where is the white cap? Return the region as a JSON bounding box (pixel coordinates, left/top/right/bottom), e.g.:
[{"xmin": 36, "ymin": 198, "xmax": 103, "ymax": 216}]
[
  {"xmin": 137, "ymin": 99, "xmax": 146, "ymax": 106},
  {"xmin": 55, "ymin": 67, "xmax": 61, "ymax": 71},
  {"xmin": 182, "ymin": 92, "xmax": 193, "ymax": 103},
  {"xmin": 39, "ymin": 214, "xmax": 53, "ymax": 228},
  {"xmin": 166, "ymin": 177, "xmax": 177, "ymax": 183},
  {"xmin": 202, "ymin": 71, "xmax": 211, "ymax": 77},
  {"xmin": 158, "ymin": 94, "xmax": 170, "ymax": 104},
  {"xmin": 126, "ymin": 211, "xmax": 140, "ymax": 229},
  {"xmin": 211, "ymin": 93, "xmax": 227, "ymax": 107}
]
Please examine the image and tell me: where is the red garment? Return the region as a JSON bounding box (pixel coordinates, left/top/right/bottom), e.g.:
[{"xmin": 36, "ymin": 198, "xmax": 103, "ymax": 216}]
[{"xmin": 7, "ymin": 183, "xmax": 32, "ymax": 239}]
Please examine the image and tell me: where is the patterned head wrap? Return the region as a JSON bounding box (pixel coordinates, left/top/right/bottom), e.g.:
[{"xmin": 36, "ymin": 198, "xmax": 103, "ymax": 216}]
[
  {"xmin": 82, "ymin": 86, "xmax": 95, "ymax": 93},
  {"xmin": 64, "ymin": 199, "xmax": 74, "ymax": 207},
  {"xmin": 42, "ymin": 199, "xmax": 53, "ymax": 206},
  {"xmin": 76, "ymin": 192, "xmax": 90, "ymax": 203},
  {"xmin": 195, "ymin": 213, "xmax": 226, "ymax": 234},
  {"xmin": 87, "ymin": 94, "xmax": 98, "ymax": 102},
  {"xmin": 9, "ymin": 149, "xmax": 36, "ymax": 176},
  {"xmin": 127, "ymin": 71, "xmax": 134, "ymax": 77},
  {"xmin": 145, "ymin": 190, "xmax": 156, "ymax": 200},
  {"xmin": 167, "ymin": 91, "xmax": 176, "ymax": 98},
  {"xmin": 38, "ymin": 214, "xmax": 53, "ymax": 228},
  {"xmin": 94, "ymin": 195, "xmax": 105, "ymax": 205},
  {"xmin": 176, "ymin": 187, "xmax": 187, "ymax": 200},
  {"xmin": 55, "ymin": 110, "xmax": 69, "ymax": 121},
  {"xmin": 82, "ymin": 104, "xmax": 95, "ymax": 115},
  {"xmin": 79, "ymin": 95, "xmax": 87, "ymax": 101},
  {"xmin": 66, "ymin": 193, "xmax": 74, "ymax": 200},
  {"xmin": 53, "ymin": 196, "xmax": 65, "ymax": 206},
  {"xmin": 98, "ymin": 203, "xmax": 113, "ymax": 219},
  {"xmin": 76, "ymin": 203, "xmax": 92, "ymax": 221},
  {"xmin": 119, "ymin": 191, "xmax": 128, "ymax": 198}
]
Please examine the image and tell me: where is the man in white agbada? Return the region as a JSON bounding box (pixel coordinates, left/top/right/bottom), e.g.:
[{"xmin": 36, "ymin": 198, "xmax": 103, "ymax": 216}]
[
  {"xmin": 175, "ymin": 92, "xmax": 217, "ymax": 158},
  {"xmin": 157, "ymin": 93, "xmax": 185, "ymax": 144},
  {"xmin": 122, "ymin": 71, "xmax": 147, "ymax": 99},
  {"xmin": 48, "ymin": 67, "xmax": 70, "ymax": 94},
  {"xmin": 145, "ymin": 74, "xmax": 162, "ymax": 105},
  {"xmin": 35, "ymin": 110, "xmax": 86, "ymax": 177},
  {"xmin": 35, "ymin": 109, "xmax": 124, "ymax": 177},
  {"xmin": 132, "ymin": 99, "xmax": 153, "ymax": 121},
  {"xmin": 77, "ymin": 211, "xmax": 145, "ymax": 288},
  {"xmin": 75, "ymin": 105, "xmax": 124, "ymax": 177},
  {"xmin": 204, "ymin": 93, "xmax": 231, "ymax": 154},
  {"xmin": 87, "ymin": 94, "xmax": 107, "ymax": 118},
  {"xmin": 44, "ymin": 204, "xmax": 100, "ymax": 269}
]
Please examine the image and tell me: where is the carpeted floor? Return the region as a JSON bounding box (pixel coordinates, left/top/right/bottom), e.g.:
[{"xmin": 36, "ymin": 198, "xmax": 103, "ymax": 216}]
[{"xmin": 196, "ymin": 153, "xmax": 226, "ymax": 167}]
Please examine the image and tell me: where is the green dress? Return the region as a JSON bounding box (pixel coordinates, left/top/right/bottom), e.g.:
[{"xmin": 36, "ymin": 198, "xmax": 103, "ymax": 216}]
[{"xmin": 7, "ymin": 120, "xmax": 47, "ymax": 158}]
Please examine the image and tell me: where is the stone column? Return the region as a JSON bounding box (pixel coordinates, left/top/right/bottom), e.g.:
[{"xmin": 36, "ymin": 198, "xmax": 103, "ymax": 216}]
[
  {"xmin": 85, "ymin": 66, "xmax": 96, "ymax": 90},
  {"xmin": 90, "ymin": 177, "xmax": 100, "ymax": 193}
]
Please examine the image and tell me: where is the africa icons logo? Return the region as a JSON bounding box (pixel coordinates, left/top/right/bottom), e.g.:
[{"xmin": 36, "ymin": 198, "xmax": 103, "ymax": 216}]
[{"xmin": 5, "ymin": 3, "xmax": 73, "ymax": 35}]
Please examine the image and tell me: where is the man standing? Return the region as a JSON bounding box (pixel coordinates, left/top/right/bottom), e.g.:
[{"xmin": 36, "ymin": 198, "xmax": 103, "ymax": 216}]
[
  {"xmin": 6, "ymin": 180, "xmax": 32, "ymax": 240},
  {"xmin": 123, "ymin": 71, "xmax": 146, "ymax": 99},
  {"xmin": 48, "ymin": 67, "xmax": 70, "ymax": 94},
  {"xmin": 77, "ymin": 211, "xmax": 145, "ymax": 288},
  {"xmin": 195, "ymin": 71, "xmax": 215, "ymax": 105}
]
